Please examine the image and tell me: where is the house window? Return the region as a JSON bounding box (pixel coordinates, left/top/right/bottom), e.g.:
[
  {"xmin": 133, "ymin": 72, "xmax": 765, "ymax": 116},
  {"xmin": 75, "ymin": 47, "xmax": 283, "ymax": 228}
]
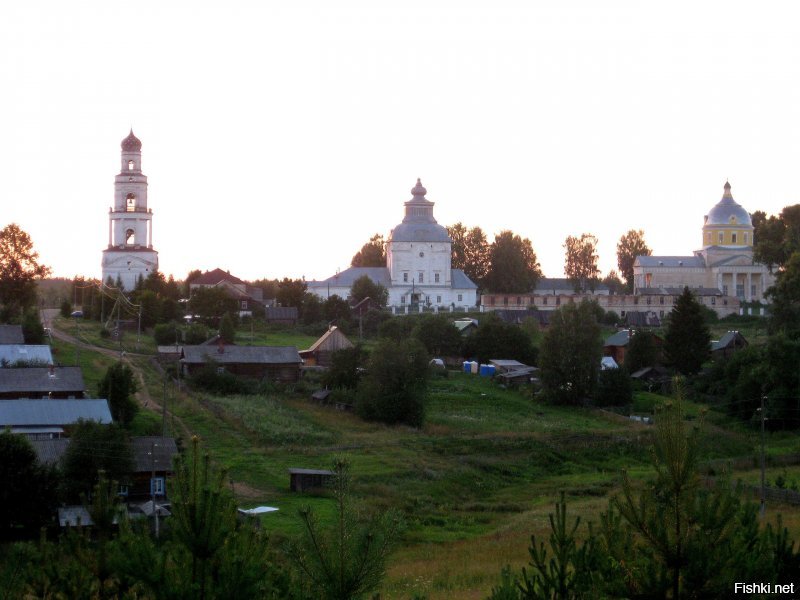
[
  {"xmin": 659, "ymin": 297, "xmax": 664, "ymax": 305},
  {"xmin": 151, "ymin": 477, "xmax": 165, "ymax": 496},
  {"xmin": 241, "ymin": 300, "xmax": 248, "ymax": 310},
  {"xmin": 118, "ymin": 484, "xmax": 129, "ymax": 497},
  {"xmin": 403, "ymin": 272, "xmax": 408, "ymax": 283},
  {"xmin": 217, "ymin": 366, "xmax": 225, "ymax": 374},
  {"xmin": 711, "ymin": 297, "xmax": 716, "ymax": 305},
  {"xmin": 434, "ymin": 273, "xmax": 440, "ymax": 283},
  {"xmin": 436, "ymin": 295, "xmax": 441, "ymax": 303},
  {"xmin": 401, "ymin": 296, "xmax": 405, "ymax": 304},
  {"xmin": 732, "ymin": 233, "xmax": 737, "ymax": 244},
  {"xmin": 457, "ymin": 294, "xmax": 462, "ymax": 302},
  {"xmin": 543, "ymin": 297, "xmax": 548, "ymax": 305},
  {"xmin": 556, "ymin": 297, "xmax": 561, "ymax": 305},
  {"xmin": 646, "ymin": 297, "xmax": 651, "ymax": 305},
  {"xmin": 719, "ymin": 232, "xmax": 724, "ymax": 243},
  {"xmin": 517, "ymin": 296, "xmax": 522, "ymax": 305},
  {"xmin": 634, "ymin": 298, "xmax": 639, "ymax": 305},
  {"xmin": 620, "ymin": 310, "xmax": 626, "ymax": 317},
  {"xmin": 418, "ymin": 272, "xmax": 423, "ymax": 283}
]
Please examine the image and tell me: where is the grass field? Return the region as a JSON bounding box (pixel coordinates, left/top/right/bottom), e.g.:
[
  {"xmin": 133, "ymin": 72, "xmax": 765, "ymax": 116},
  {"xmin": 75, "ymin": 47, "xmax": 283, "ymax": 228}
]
[{"xmin": 48, "ymin": 320, "xmax": 800, "ymax": 599}]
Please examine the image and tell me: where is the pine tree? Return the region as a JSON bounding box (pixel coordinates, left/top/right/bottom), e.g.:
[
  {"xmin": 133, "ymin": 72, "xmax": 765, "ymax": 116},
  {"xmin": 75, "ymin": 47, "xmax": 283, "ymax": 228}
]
[{"xmin": 663, "ymin": 287, "xmax": 710, "ymax": 375}]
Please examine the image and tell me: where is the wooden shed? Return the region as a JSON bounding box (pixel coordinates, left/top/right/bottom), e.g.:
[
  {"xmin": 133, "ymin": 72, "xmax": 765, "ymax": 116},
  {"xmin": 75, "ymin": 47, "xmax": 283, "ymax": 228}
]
[
  {"xmin": 289, "ymin": 468, "xmax": 334, "ymax": 493},
  {"xmin": 299, "ymin": 326, "xmax": 354, "ymax": 367}
]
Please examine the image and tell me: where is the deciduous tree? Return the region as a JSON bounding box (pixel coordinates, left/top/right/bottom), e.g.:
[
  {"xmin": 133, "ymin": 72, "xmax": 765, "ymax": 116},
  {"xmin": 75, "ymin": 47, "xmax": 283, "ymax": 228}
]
[
  {"xmin": 351, "ymin": 274, "xmax": 389, "ymax": 308},
  {"xmin": 601, "ymin": 270, "xmax": 626, "ymax": 295},
  {"xmin": 484, "ymin": 230, "xmax": 542, "ymax": 293},
  {"xmin": 540, "ymin": 300, "xmax": 602, "ymax": 405},
  {"xmin": 767, "ymin": 251, "xmax": 800, "ymax": 337},
  {"xmin": 412, "ymin": 314, "xmax": 462, "ymax": 357},
  {"xmin": 564, "ymin": 233, "xmax": 600, "ymax": 292},
  {"xmin": 276, "ymin": 277, "xmax": 307, "ymax": 309},
  {"xmin": 0, "ymin": 223, "xmax": 51, "ymax": 318},
  {"xmin": 351, "ymin": 233, "xmax": 386, "ymax": 267},
  {"xmin": 625, "ymin": 329, "xmax": 659, "ymax": 373},
  {"xmin": 616, "ymin": 229, "xmax": 651, "ymax": 293},
  {"xmin": 663, "ymin": 287, "xmax": 711, "ymax": 375},
  {"xmin": 461, "ymin": 313, "xmax": 538, "ymax": 366},
  {"xmin": 61, "ymin": 421, "xmax": 134, "ymax": 501},
  {"xmin": 97, "ymin": 362, "xmax": 139, "ymax": 427},
  {"xmin": 188, "ymin": 286, "xmax": 239, "ymax": 321},
  {"xmin": 447, "ymin": 222, "xmax": 490, "ymax": 286},
  {"xmin": 0, "ymin": 430, "xmax": 58, "ymax": 531}
]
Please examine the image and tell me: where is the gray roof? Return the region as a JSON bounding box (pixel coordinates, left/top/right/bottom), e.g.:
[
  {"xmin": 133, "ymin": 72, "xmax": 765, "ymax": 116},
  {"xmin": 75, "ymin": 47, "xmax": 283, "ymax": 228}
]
[
  {"xmin": 0, "ymin": 345, "xmax": 54, "ymax": 366},
  {"xmin": 604, "ymin": 330, "xmax": 631, "ymax": 347},
  {"xmin": 0, "ymin": 367, "xmax": 85, "ymax": 395},
  {"xmin": 31, "ymin": 438, "xmax": 70, "ymax": 466},
  {"xmin": 182, "ymin": 345, "xmax": 302, "ymax": 365},
  {"xmin": 0, "ymin": 399, "xmax": 112, "ymax": 427},
  {"xmin": 705, "ymin": 183, "xmax": 752, "ymax": 226},
  {"xmin": 711, "ymin": 331, "xmax": 748, "ymax": 352},
  {"xmin": 635, "ymin": 256, "xmax": 706, "ymax": 268},
  {"xmin": 451, "ymin": 269, "xmax": 478, "ymax": 290},
  {"xmin": 388, "ymin": 222, "xmax": 451, "ymax": 243},
  {"xmin": 131, "ymin": 437, "xmax": 178, "ymax": 472},
  {"xmin": 308, "ymin": 267, "xmax": 392, "ymax": 288},
  {"xmin": 0, "ymin": 325, "xmax": 24, "ymax": 345}
]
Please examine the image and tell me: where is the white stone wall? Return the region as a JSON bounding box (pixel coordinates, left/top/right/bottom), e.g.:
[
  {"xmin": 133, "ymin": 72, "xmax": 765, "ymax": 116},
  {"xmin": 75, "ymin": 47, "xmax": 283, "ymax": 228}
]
[
  {"xmin": 102, "ymin": 250, "xmax": 158, "ymax": 291},
  {"xmin": 387, "ymin": 241, "xmax": 452, "ymax": 286}
]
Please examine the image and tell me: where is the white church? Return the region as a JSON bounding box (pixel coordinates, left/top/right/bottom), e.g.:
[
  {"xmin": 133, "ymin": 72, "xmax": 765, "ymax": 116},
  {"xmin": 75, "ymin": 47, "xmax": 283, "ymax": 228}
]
[
  {"xmin": 101, "ymin": 130, "xmax": 159, "ymax": 290},
  {"xmin": 307, "ymin": 179, "xmax": 478, "ymax": 310}
]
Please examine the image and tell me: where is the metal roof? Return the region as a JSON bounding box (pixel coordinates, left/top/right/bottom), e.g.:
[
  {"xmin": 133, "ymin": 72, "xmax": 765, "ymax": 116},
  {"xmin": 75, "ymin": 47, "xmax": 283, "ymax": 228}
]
[
  {"xmin": 635, "ymin": 256, "xmax": 706, "ymax": 268},
  {"xmin": 451, "ymin": 269, "xmax": 478, "ymax": 290},
  {"xmin": 131, "ymin": 436, "xmax": 178, "ymax": 472},
  {"xmin": 388, "ymin": 222, "xmax": 451, "ymax": 243},
  {"xmin": 182, "ymin": 345, "xmax": 302, "ymax": 365},
  {"xmin": 0, "ymin": 399, "xmax": 112, "ymax": 427},
  {"xmin": 0, "ymin": 367, "xmax": 85, "ymax": 394},
  {"xmin": 705, "ymin": 182, "xmax": 752, "ymax": 226},
  {"xmin": 0, "ymin": 325, "xmax": 25, "ymax": 345},
  {"xmin": 711, "ymin": 331, "xmax": 747, "ymax": 352},
  {"xmin": 30, "ymin": 438, "xmax": 70, "ymax": 466},
  {"xmin": 191, "ymin": 268, "xmax": 246, "ymax": 286},
  {"xmin": 0, "ymin": 345, "xmax": 54, "ymax": 366},
  {"xmin": 307, "ymin": 267, "xmax": 392, "ymax": 288},
  {"xmin": 288, "ymin": 468, "xmax": 335, "ymax": 475},
  {"xmin": 534, "ymin": 278, "xmax": 610, "ymax": 292},
  {"xmin": 604, "ymin": 330, "xmax": 631, "ymax": 347}
]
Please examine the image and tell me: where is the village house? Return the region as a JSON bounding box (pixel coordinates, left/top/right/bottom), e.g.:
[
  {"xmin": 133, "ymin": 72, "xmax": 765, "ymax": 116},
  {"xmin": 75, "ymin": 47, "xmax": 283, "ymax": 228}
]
[
  {"xmin": 711, "ymin": 331, "xmax": 748, "ymax": 360},
  {"xmin": 0, "ymin": 398, "xmax": 112, "ymax": 439},
  {"xmin": 181, "ymin": 343, "xmax": 302, "ymax": 382},
  {"xmin": 0, "ymin": 345, "xmax": 54, "ymax": 366},
  {"xmin": 603, "ymin": 329, "xmax": 664, "ymax": 367},
  {"xmin": 0, "ymin": 366, "xmax": 85, "ymax": 399},
  {"xmin": 0, "ymin": 324, "xmax": 25, "ymax": 345},
  {"xmin": 299, "ymin": 326, "xmax": 353, "ymax": 367},
  {"xmin": 189, "ymin": 268, "xmax": 267, "ymax": 317}
]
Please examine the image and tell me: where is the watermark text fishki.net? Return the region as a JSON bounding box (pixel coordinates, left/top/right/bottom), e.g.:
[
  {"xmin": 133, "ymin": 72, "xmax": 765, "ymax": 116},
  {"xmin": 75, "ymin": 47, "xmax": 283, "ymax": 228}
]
[{"xmin": 735, "ymin": 582, "xmax": 795, "ymax": 594}]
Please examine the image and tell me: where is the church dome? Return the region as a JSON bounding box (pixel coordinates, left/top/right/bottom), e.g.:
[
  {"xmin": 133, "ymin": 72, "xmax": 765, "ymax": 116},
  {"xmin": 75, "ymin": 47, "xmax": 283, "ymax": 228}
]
[
  {"xmin": 121, "ymin": 130, "xmax": 142, "ymax": 152},
  {"xmin": 388, "ymin": 179, "xmax": 451, "ymax": 243},
  {"xmin": 705, "ymin": 181, "xmax": 752, "ymax": 227}
]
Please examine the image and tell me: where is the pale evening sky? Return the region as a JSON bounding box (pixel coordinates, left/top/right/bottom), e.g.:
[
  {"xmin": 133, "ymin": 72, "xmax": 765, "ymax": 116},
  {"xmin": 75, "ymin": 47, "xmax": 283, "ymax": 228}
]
[{"xmin": 1, "ymin": 2, "xmax": 799, "ymax": 283}]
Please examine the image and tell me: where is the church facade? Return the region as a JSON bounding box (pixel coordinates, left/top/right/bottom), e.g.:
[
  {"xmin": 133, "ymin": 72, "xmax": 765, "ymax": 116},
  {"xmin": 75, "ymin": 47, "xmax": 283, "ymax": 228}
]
[
  {"xmin": 307, "ymin": 180, "xmax": 478, "ymax": 309},
  {"xmin": 633, "ymin": 182, "xmax": 775, "ymax": 303},
  {"xmin": 101, "ymin": 131, "xmax": 158, "ymax": 290}
]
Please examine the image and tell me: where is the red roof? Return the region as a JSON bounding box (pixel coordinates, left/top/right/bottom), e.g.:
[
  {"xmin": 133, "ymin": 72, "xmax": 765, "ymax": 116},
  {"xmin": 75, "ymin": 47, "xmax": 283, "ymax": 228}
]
[{"xmin": 192, "ymin": 268, "xmax": 246, "ymax": 286}]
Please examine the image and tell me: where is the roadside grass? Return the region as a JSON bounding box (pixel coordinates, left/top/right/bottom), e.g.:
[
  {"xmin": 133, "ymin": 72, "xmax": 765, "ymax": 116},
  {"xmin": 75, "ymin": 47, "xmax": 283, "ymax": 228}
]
[
  {"xmin": 49, "ymin": 337, "xmax": 118, "ymax": 394},
  {"xmin": 53, "ymin": 315, "xmax": 158, "ymax": 355}
]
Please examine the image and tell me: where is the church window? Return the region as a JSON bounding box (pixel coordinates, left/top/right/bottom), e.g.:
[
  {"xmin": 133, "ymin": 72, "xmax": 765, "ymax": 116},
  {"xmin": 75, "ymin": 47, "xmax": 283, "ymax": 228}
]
[
  {"xmin": 418, "ymin": 272, "xmax": 423, "ymax": 283},
  {"xmin": 401, "ymin": 296, "xmax": 405, "ymax": 304},
  {"xmin": 556, "ymin": 297, "xmax": 561, "ymax": 305},
  {"xmin": 751, "ymin": 284, "xmax": 756, "ymax": 298},
  {"xmin": 722, "ymin": 285, "xmax": 728, "ymax": 295},
  {"xmin": 403, "ymin": 272, "xmax": 408, "ymax": 283},
  {"xmin": 646, "ymin": 297, "xmax": 651, "ymax": 305},
  {"xmin": 458, "ymin": 294, "xmax": 462, "ymax": 302},
  {"xmin": 731, "ymin": 232, "xmax": 737, "ymax": 244},
  {"xmin": 659, "ymin": 297, "xmax": 664, "ymax": 305},
  {"xmin": 719, "ymin": 232, "xmax": 724, "ymax": 243},
  {"xmin": 128, "ymin": 160, "xmax": 135, "ymax": 171},
  {"xmin": 436, "ymin": 295, "xmax": 441, "ymax": 303},
  {"xmin": 434, "ymin": 273, "xmax": 440, "ymax": 283},
  {"xmin": 125, "ymin": 229, "xmax": 135, "ymax": 244},
  {"xmin": 543, "ymin": 297, "xmax": 548, "ymax": 305},
  {"xmin": 126, "ymin": 193, "xmax": 137, "ymax": 211}
]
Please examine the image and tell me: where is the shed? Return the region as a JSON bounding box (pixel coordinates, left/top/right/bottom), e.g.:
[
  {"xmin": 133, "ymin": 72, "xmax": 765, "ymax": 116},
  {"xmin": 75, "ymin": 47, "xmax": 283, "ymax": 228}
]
[
  {"xmin": 454, "ymin": 319, "xmax": 478, "ymax": 335},
  {"xmin": 265, "ymin": 306, "xmax": 299, "ymax": 325},
  {"xmin": 489, "ymin": 359, "xmax": 531, "ymax": 374},
  {"xmin": 289, "ymin": 468, "xmax": 334, "ymax": 493},
  {"xmin": 601, "ymin": 356, "xmax": 619, "ymax": 370},
  {"xmin": 496, "ymin": 366, "xmax": 538, "ymax": 386},
  {"xmin": 299, "ymin": 326, "xmax": 354, "ymax": 367},
  {"xmin": 0, "ymin": 325, "xmax": 25, "ymax": 345},
  {"xmin": 0, "ymin": 366, "xmax": 85, "ymax": 399},
  {"xmin": 711, "ymin": 331, "xmax": 748, "ymax": 360}
]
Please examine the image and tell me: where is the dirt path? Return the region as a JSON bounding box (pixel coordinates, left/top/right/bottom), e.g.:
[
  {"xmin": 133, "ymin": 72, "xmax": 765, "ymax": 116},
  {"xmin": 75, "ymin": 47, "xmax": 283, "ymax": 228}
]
[{"xmin": 42, "ymin": 309, "xmax": 268, "ymax": 500}]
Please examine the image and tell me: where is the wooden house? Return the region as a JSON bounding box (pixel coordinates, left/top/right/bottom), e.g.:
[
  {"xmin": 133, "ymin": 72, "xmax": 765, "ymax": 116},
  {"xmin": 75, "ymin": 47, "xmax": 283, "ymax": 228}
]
[
  {"xmin": 129, "ymin": 437, "xmax": 179, "ymax": 501},
  {"xmin": 0, "ymin": 399, "xmax": 112, "ymax": 439},
  {"xmin": 299, "ymin": 326, "xmax": 354, "ymax": 367},
  {"xmin": 0, "ymin": 325, "xmax": 25, "ymax": 345},
  {"xmin": 0, "ymin": 366, "xmax": 85, "ymax": 399},
  {"xmin": 181, "ymin": 344, "xmax": 302, "ymax": 382},
  {"xmin": 711, "ymin": 331, "xmax": 748, "ymax": 360},
  {"xmin": 189, "ymin": 268, "xmax": 266, "ymax": 317}
]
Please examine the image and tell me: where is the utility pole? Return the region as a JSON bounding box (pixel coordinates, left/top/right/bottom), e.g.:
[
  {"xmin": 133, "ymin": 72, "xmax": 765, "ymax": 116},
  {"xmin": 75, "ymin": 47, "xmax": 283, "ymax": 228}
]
[
  {"xmin": 760, "ymin": 395, "xmax": 767, "ymax": 518},
  {"xmin": 162, "ymin": 375, "xmax": 167, "ymax": 437},
  {"xmin": 136, "ymin": 306, "xmax": 141, "ymax": 352},
  {"xmin": 151, "ymin": 441, "xmax": 160, "ymax": 538}
]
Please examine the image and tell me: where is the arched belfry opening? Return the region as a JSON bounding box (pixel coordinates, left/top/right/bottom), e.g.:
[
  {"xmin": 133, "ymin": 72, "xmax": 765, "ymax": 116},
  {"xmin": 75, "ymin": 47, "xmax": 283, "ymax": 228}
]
[{"xmin": 126, "ymin": 193, "xmax": 137, "ymax": 212}]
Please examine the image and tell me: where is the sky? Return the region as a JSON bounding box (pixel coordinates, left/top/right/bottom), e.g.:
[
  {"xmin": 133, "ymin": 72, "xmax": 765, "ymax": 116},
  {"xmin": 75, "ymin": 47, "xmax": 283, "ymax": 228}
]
[{"xmin": 2, "ymin": 2, "xmax": 799, "ymax": 283}]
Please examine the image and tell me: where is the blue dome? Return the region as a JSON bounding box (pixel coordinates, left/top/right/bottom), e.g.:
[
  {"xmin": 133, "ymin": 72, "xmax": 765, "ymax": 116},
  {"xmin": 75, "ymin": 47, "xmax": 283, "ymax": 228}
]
[{"xmin": 706, "ymin": 182, "xmax": 752, "ymax": 227}]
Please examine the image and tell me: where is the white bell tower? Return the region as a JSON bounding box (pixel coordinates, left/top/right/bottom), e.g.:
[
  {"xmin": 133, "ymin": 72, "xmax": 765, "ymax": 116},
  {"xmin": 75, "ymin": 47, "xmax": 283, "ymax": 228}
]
[{"xmin": 101, "ymin": 130, "xmax": 159, "ymax": 290}]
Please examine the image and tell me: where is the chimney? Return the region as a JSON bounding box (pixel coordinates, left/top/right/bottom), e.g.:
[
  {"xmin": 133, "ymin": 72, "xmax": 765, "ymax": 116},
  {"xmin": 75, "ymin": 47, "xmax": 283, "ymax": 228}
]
[
  {"xmin": 48, "ymin": 364, "xmax": 55, "ymax": 378},
  {"xmin": 217, "ymin": 337, "xmax": 224, "ymax": 354}
]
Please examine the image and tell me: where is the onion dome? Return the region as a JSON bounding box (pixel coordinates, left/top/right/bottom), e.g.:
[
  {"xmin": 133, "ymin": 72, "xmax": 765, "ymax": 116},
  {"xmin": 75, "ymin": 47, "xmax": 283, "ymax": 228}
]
[
  {"xmin": 705, "ymin": 181, "xmax": 752, "ymax": 227},
  {"xmin": 388, "ymin": 178, "xmax": 451, "ymax": 243},
  {"xmin": 121, "ymin": 129, "xmax": 142, "ymax": 152}
]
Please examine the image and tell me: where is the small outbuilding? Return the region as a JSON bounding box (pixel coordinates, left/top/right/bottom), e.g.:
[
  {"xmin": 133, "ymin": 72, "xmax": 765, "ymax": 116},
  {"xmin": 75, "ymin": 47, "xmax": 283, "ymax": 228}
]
[
  {"xmin": 0, "ymin": 325, "xmax": 25, "ymax": 345},
  {"xmin": 299, "ymin": 326, "xmax": 354, "ymax": 367},
  {"xmin": 181, "ymin": 344, "xmax": 302, "ymax": 382},
  {"xmin": 711, "ymin": 331, "xmax": 748, "ymax": 360},
  {"xmin": 289, "ymin": 468, "xmax": 334, "ymax": 493},
  {"xmin": 0, "ymin": 366, "xmax": 85, "ymax": 399}
]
